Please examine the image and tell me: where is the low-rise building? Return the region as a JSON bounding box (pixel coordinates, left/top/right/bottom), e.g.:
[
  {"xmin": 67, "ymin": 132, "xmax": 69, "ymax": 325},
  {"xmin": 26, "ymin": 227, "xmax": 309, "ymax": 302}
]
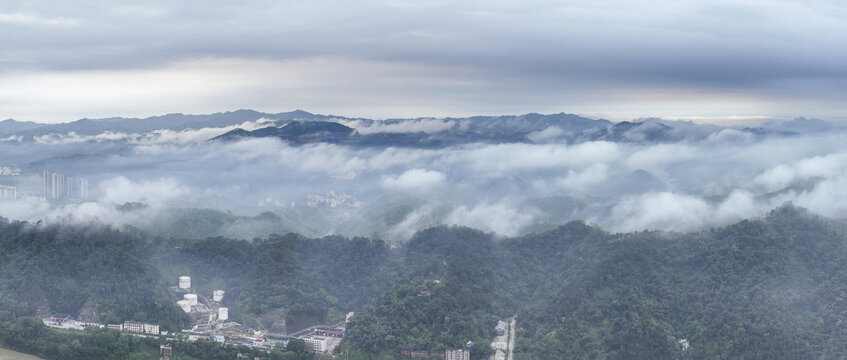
[
  {"xmin": 495, "ymin": 321, "xmax": 507, "ymax": 337},
  {"xmin": 50, "ymin": 313, "xmax": 73, "ymax": 323},
  {"xmin": 160, "ymin": 345, "xmax": 172, "ymax": 360},
  {"xmin": 123, "ymin": 321, "xmax": 159, "ymax": 334},
  {"xmin": 302, "ymin": 336, "xmax": 327, "ymax": 352},
  {"xmin": 445, "ymin": 348, "xmax": 470, "ymax": 360},
  {"xmin": 400, "ymin": 348, "xmax": 438, "ymax": 358},
  {"xmin": 188, "ymin": 333, "xmax": 210, "ymax": 341},
  {"xmin": 124, "ymin": 321, "xmax": 145, "ymax": 333},
  {"xmin": 678, "ymin": 338, "xmax": 690, "ymax": 351},
  {"xmin": 315, "ymin": 327, "xmax": 345, "ymax": 337}
]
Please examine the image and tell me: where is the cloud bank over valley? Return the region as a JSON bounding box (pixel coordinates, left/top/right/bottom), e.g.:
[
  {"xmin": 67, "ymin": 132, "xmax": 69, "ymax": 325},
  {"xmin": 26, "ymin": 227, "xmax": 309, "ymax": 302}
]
[{"xmin": 1, "ymin": 111, "xmax": 845, "ymax": 240}]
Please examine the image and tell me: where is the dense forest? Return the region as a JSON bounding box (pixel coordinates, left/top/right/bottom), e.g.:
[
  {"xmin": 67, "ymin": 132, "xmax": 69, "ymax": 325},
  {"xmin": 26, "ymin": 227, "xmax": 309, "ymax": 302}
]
[
  {"xmin": 0, "ymin": 220, "xmax": 190, "ymax": 330},
  {"xmin": 3, "ymin": 204, "xmax": 847, "ymax": 359},
  {"xmin": 512, "ymin": 205, "xmax": 847, "ymax": 359},
  {"xmin": 343, "ymin": 205, "xmax": 847, "ymax": 359}
]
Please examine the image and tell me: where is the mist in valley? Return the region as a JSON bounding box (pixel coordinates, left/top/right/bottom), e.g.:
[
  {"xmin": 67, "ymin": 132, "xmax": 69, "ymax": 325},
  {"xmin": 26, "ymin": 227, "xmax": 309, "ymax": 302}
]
[{"xmin": 1, "ymin": 113, "xmax": 845, "ymax": 242}]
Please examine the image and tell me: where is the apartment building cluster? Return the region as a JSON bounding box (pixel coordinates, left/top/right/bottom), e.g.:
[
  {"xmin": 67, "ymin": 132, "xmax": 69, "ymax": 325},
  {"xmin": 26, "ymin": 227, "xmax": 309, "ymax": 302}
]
[
  {"xmin": 0, "ymin": 185, "xmax": 16, "ymax": 201},
  {"xmin": 41, "ymin": 170, "xmax": 89, "ymax": 201},
  {"xmin": 0, "ymin": 165, "xmax": 21, "ymax": 201}
]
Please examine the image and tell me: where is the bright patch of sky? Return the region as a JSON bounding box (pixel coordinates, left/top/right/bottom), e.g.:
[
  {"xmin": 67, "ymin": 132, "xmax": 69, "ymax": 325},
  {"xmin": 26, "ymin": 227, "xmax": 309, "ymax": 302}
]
[{"xmin": 1, "ymin": 0, "xmax": 846, "ymax": 123}]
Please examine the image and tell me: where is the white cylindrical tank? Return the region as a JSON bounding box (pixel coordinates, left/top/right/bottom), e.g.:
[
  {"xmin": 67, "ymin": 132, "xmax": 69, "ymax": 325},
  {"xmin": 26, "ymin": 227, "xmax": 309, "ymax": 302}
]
[
  {"xmin": 213, "ymin": 290, "xmax": 225, "ymax": 302},
  {"xmin": 177, "ymin": 300, "xmax": 191, "ymax": 313},
  {"xmin": 178, "ymin": 276, "xmax": 191, "ymax": 290},
  {"xmin": 218, "ymin": 307, "xmax": 229, "ymax": 321},
  {"xmin": 184, "ymin": 293, "xmax": 198, "ymax": 306}
]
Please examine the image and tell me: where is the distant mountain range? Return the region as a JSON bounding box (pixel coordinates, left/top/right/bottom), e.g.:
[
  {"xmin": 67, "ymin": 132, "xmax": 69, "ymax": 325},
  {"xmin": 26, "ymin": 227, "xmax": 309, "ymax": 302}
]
[
  {"xmin": 0, "ymin": 110, "xmax": 835, "ymax": 147},
  {"xmin": 0, "ymin": 109, "xmax": 326, "ymax": 138}
]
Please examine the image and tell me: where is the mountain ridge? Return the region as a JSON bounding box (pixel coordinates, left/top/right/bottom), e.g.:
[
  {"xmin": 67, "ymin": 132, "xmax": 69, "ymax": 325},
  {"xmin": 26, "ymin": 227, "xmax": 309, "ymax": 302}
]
[{"xmin": 1, "ymin": 110, "xmax": 833, "ymax": 147}]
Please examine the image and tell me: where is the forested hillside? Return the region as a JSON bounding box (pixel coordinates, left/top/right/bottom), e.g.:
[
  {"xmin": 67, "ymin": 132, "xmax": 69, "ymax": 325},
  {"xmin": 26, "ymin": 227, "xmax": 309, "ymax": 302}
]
[
  {"xmin": 0, "ymin": 219, "xmax": 190, "ymax": 330},
  {"xmin": 343, "ymin": 205, "xmax": 847, "ymax": 359},
  {"xmin": 2, "ymin": 205, "xmax": 847, "ymax": 359},
  {"xmin": 516, "ymin": 205, "xmax": 847, "ymax": 359}
]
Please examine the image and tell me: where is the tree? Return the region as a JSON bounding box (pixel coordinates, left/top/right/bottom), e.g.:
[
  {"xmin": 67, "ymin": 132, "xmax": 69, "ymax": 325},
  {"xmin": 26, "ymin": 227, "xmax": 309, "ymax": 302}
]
[{"xmin": 287, "ymin": 338, "xmax": 307, "ymax": 353}]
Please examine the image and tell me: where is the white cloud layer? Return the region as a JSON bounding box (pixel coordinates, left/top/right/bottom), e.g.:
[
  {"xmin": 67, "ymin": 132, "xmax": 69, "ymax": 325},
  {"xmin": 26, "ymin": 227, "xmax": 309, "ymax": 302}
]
[
  {"xmin": 99, "ymin": 177, "xmax": 189, "ymax": 205},
  {"xmin": 2, "ymin": 119, "xmax": 847, "ymax": 239},
  {"xmin": 445, "ymin": 201, "xmax": 538, "ymax": 237},
  {"xmin": 382, "ymin": 169, "xmax": 447, "ymax": 193}
]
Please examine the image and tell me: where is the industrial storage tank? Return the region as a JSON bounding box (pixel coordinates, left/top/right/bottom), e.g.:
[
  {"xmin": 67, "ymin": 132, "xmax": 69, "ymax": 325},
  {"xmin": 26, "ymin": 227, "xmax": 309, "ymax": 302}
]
[
  {"xmin": 184, "ymin": 293, "xmax": 198, "ymax": 306},
  {"xmin": 218, "ymin": 307, "xmax": 229, "ymax": 321},
  {"xmin": 212, "ymin": 290, "xmax": 225, "ymax": 302},
  {"xmin": 178, "ymin": 276, "xmax": 191, "ymax": 290},
  {"xmin": 177, "ymin": 300, "xmax": 192, "ymax": 313}
]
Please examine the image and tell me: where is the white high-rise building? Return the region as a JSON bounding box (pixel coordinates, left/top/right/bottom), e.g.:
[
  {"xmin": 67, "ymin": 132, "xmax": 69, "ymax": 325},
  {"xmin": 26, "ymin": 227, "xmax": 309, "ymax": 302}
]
[
  {"xmin": 76, "ymin": 178, "xmax": 89, "ymax": 199},
  {"xmin": 41, "ymin": 170, "xmax": 90, "ymax": 201},
  {"xmin": 0, "ymin": 185, "xmax": 16, "ymax": 201}
]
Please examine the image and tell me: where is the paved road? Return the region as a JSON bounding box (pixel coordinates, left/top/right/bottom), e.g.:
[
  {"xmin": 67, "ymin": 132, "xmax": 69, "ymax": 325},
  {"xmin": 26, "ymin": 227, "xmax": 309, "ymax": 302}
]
[
  {"xmin": 490, "ymin": 316, "xmax": 516, "ymax": 360},
  {"xmin": 507, "ymin": 316, "xmax": 517, "ymax": 360}
]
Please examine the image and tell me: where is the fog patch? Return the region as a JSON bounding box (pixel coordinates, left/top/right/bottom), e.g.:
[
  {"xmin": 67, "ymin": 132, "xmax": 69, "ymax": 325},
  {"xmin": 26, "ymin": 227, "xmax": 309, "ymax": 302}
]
[
  {"xmin": 609, "ymin": 192, "xmax": 713, "ymax": 233},
  {"xmin": 794, "ymin": 177, "xmax": 847, "ymax": 219},
  {"xmin": 4, "ymin": 123, "xmax": 847, "ymax": 239},
  {"xmin": 528, "ymin": 126, "xmax": 567, "ymax": 143},
  {"xmin": 557, "ymin": 163, "xmax": 609, "ymax": 191},
  {"xmin": 25, "ymin": 118, "xmax": 275, "ymax": 145},
  {"xmin": 383, "ymin": 204, "xmax": 441, "ymax": 241},
  {"xmin": 99, "ymin": 177, "xmax": 189, "ymax": 205},
  {"xmin": 608, "ymin": 190, "xmax": 770, "ymax": 233},
  {"xmin": 625, "ymin": 144, "xmax": 697, "ymax": 174},
  {"xmin": 707, "ymin": 128, "xmax": 754, "ymax": 143},
  {"xmin": 754, "ymin": 153, "xmax": 847, "ymax": 193},
  {"xmin": 457, "ymin": 141, "xmax": 621, "ymax": 172},
  {"xmin": 382, "ymin": 168, "xmax": 446, "ymax": 193},
  {"xmin": 445, "ymin": 201, "xmax": 538, "ymax": 237},
  {"xmin": 344, "ymin": 118, "xmax": 455, "ymax": 134}
]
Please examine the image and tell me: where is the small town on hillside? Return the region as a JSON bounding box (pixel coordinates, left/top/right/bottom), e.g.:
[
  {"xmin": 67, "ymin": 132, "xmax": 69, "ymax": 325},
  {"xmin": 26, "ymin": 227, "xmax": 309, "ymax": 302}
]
[{"xmin": 40, "ymin": 275, "xmax": 513, "ymax": 360}]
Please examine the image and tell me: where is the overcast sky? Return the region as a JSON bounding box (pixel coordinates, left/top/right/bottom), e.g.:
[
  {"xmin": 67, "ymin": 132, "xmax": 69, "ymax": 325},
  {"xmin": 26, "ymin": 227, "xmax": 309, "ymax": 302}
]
[{"xmin": 2, "ymin": 0, "xmax": 846, "ymax": 124}]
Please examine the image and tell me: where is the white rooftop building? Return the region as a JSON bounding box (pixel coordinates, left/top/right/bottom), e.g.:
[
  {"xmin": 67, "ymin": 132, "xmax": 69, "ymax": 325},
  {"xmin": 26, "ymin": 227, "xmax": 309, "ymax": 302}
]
[
  {"xmin": 302, "ymin": 336, "xmax": 328, "ymax": 353},
  {"xmin": 445, "ymin": 349, "xmax": 470, "ymax": 360}
]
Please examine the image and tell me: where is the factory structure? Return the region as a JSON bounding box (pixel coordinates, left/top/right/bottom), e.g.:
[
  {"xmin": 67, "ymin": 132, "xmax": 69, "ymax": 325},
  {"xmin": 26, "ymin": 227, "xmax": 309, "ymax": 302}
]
[
  {"xmin": 172, "ymin": 275, "xmax": 348, "ymax": 353},
  {"xmin": 43, "ymin": 273, "xmax": 347, "ymax": 356},
  {"xmin": 174, "ymin": 276, "xmax": 229, "ymax": 323},
  {"xmin": 42, "ymin": 170, "xmax": 88, "ymax": 201},
  {"xmin": 172, "ymin": 276, "xmax": 242, "ymax": 342}
]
